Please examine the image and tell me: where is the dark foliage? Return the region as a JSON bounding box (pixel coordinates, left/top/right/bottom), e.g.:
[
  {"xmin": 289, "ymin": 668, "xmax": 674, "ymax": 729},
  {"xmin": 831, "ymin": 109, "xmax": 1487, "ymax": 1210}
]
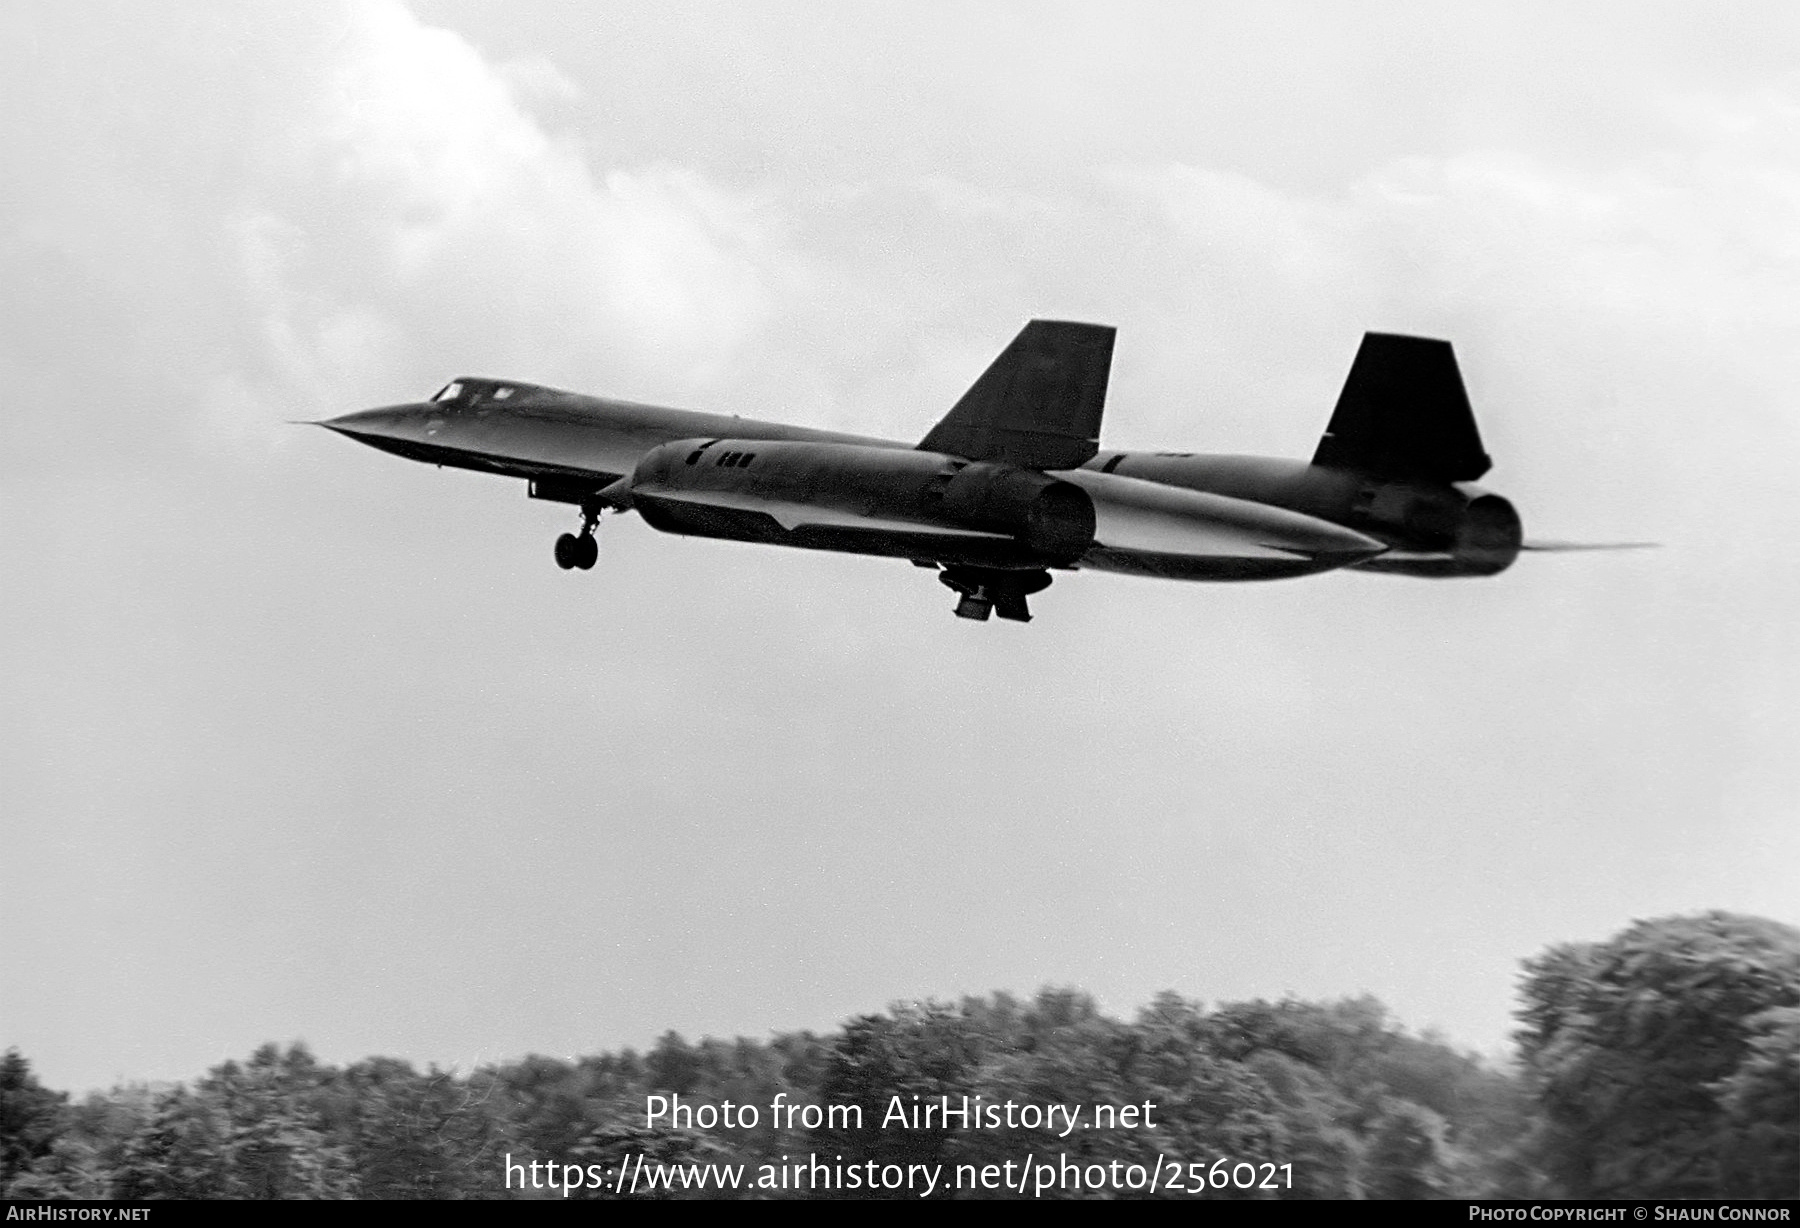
[
  {"xmin": 6, "ymin": 911, "xmax": 1790, "ymax": 1199},
  {"xmin": 1516, "ymin": 911, "xmax": 1800, "ymax": 1198},
  {"xmin": 1, "ymin": 1050, "xmax": 69, "ymax": 1193},
  {"xmin": 0, "ymin": 992, "xmax": 1525, "ymax": 1200}
]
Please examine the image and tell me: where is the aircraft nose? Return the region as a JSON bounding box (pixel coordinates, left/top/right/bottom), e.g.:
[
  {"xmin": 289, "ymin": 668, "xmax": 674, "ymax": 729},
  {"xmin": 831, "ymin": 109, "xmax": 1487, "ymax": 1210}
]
[{"xmin": 311, "ymin": 403, "xmax": 430, "ymax": 441}]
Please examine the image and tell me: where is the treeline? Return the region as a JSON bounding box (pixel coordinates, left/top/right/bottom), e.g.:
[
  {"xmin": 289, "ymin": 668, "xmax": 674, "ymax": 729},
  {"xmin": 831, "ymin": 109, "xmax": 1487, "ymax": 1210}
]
[{"xmin": 2, "ymin": 911, "xmax": 1793, "ymax": 1200}]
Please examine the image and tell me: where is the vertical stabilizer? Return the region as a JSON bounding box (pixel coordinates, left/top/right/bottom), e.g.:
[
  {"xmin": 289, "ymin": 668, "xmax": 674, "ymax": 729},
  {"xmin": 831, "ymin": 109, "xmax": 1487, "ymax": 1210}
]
[
  {"xmin": 1313, "ymin": 333, "xmax": 1491, "ymax": 481},
  {"xmin": 919, "ymin": 320, "xmax": 1115, "ymax": 470}
]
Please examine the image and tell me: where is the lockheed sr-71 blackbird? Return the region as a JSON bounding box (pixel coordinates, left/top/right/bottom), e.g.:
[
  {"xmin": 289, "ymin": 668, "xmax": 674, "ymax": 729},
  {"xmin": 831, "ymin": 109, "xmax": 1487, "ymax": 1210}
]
[{"xmin": 317, "ymin": 322, "xmax": 1631, "ymax": 621}]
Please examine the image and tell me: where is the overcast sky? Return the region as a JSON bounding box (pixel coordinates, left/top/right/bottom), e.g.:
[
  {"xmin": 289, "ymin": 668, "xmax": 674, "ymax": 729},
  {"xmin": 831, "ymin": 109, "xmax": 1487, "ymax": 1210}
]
[{"xmin": 3, "ymin": 1, "xmax": 1796, "ymax": 1094}]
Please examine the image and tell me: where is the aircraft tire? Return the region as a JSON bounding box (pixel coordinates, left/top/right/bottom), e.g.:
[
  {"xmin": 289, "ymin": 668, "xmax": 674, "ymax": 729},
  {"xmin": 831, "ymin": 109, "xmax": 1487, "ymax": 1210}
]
[
  {"xmin": 554, "ymin": 533, "xmax": 579, "ymax": 569},
  {"xmin": 574, "ymin": 534, "xmax": 598, "ymax": 570}
]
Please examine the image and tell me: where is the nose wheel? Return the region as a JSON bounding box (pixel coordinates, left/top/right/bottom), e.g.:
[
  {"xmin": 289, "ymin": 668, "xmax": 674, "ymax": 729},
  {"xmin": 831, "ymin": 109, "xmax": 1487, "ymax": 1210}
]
[{"xmin": 554, "ymin": 502, "xmax": 603, "ymax": 570}]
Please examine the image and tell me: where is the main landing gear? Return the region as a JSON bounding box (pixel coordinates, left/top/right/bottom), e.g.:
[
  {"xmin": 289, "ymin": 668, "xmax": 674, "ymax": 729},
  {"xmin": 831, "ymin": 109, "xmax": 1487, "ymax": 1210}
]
[
  {"xmin": 553, "ymin": 502, "xmax": 603, "ymax": 571},
  {"xmin": 938, "ymin": 565, "xmax": 1052, "ymax": 622}
]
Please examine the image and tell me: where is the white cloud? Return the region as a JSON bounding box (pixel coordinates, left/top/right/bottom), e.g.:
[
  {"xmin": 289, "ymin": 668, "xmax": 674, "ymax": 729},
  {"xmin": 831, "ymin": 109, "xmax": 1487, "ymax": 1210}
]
[{"xmin": 224, "ymin": 0, "xmax": 792, "ymax": 414}]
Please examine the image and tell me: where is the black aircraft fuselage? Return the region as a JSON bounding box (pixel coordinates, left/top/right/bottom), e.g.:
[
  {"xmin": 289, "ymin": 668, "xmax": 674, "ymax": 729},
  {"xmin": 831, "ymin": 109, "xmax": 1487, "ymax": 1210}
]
[{"xmin": 318, "ymin": 323, "xmax": 1597, "ymax": 621}]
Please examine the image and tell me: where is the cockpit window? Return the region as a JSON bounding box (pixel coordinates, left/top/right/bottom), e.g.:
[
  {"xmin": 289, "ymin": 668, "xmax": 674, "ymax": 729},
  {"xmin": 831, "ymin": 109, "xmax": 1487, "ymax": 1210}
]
[
  {"xmin": 492, "ymin": 386, "xmax": 515, "ymax": 400},
  {"xmin": 432, "ymin": 382, "xmax": 464, "ymax": 403}
]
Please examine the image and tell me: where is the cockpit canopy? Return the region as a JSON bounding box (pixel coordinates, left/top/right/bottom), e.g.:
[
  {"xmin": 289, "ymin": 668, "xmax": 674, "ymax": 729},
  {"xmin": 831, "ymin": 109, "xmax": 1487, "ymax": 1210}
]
[{"xmin": 429, "ymin": 378, "xmax": 527, "ymax": 405}]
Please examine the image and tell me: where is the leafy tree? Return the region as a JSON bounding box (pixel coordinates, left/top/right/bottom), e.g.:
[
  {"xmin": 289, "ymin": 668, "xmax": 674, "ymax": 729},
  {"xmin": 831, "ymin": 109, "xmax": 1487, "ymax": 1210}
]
[
  {"xmin": 810, "ymin": 1001, "xmax": 988, "ymax": 1194},
  {"xmin": 1713, "ymin": 1005, "xmax": 1800, "ymax": 1198},
  {"xmin": 644, "ymin": 1033, "xmax": 702, "ymax": 1096},
  {"xmin": 1234, "ymin": 1048, "xmax": 1362, "ymax": 1198},
  {"xmin": 769, "ymin": 1031, "xmax": 832, "ymax": 1098},
  {"xmin": 0, "ymin": 983, "xmax": 1552, "ymax": 1200},
  {"xmin": 199, "ymin": 1044, "xmax": 356, "ymax": 1198},
  {"xmin": 567, "ymin": 1124, "xmax": 736, "ymax": 1201},
  {"xmin": 0, "ymin": 1051, "xmax": 66, "ymax": 1193},
  {"xmin": 1361, "ymin": 1099, "xmax": 1451, "ymax": 1199},
  {"xmin": 111, "ymin": 1087, "xmax": 233, "ymax": 1198},
  {"xmin": 336, "ymin": 1057, "xmax": 511, "ymax": 1198},
  {"xmin": 4, "ymin": 1134, "xmax": 110, "ymax": 1199},
  {"xmin": 109, "ymin": 1046, "xmax": 357, "ymax": 1199},
  {"xmin": 957, "ymin": 990, "xmax": 1145, "ymax": 1193},
  {"xmin": 501, "ymin": 1054, "xmax": 597, "ymax": 1169},
  {"xmin": 1516, "ymin": 911, "xmax": 1800, "ymax": 1198}
]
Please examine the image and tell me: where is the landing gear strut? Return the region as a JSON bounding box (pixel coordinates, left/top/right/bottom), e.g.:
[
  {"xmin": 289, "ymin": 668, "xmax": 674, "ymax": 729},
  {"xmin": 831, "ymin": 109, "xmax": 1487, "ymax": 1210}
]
[
  {"xmin": 938, "ymin": 566, "xmax": 1052, "ymax": 622},
  {"xmin": 553, "ymin": 501, "xmax": 603, "ymax": 571}
]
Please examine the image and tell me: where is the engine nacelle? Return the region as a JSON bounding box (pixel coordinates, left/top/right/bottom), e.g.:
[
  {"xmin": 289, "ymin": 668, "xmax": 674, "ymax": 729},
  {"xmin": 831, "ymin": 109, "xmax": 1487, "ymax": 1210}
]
[
  {"xmin": 1354, "ymin": 482, "xmax": 1521, "ymax": 576},
  {"xmin": 934, "ymin": 462, "xmax": 1095, "ymax": 558},
  {"xmin": 621, "ymin": 438, "xmax": 1095, "ymax": 564},
  {"xmin": 1450, "ymin": 493, "xmax": 1523, "ymax": 575}
]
